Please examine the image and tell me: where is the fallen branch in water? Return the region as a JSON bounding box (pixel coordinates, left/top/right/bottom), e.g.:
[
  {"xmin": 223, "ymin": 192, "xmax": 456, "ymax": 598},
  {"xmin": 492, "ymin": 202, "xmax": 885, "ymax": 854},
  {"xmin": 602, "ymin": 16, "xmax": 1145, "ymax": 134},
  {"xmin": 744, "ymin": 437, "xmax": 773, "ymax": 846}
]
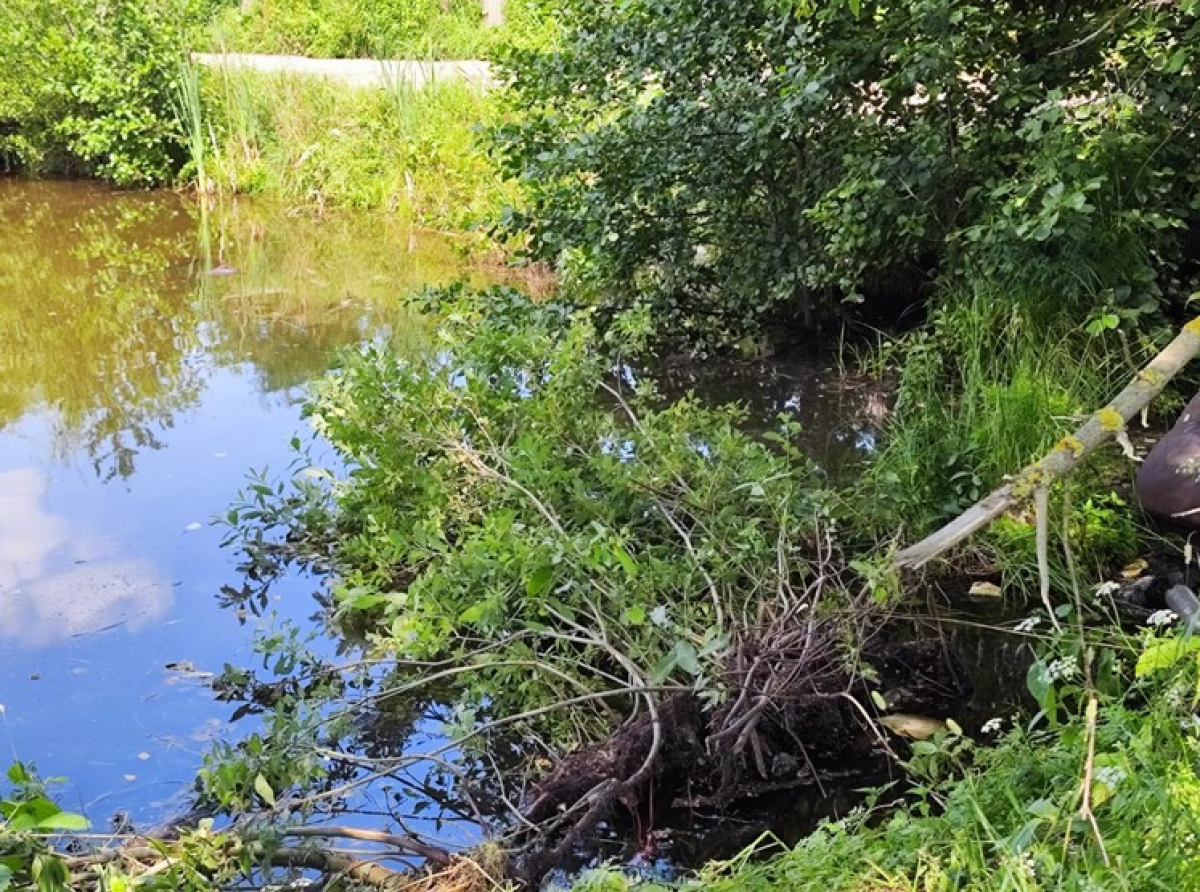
[
  {"xmin": 281, "ymin": 824, "xmax": 454, "ymax": 867},
  {"xmin": 894, "ymin": 317, "xmax": 1200, "ymax": 571},
  {"xmin": 65, "ymin": 842, "xmax": 413, "ymax": 889},
  {"xmin": 57, "ymin": 820, "xmax": 456, "ymax": 890}
]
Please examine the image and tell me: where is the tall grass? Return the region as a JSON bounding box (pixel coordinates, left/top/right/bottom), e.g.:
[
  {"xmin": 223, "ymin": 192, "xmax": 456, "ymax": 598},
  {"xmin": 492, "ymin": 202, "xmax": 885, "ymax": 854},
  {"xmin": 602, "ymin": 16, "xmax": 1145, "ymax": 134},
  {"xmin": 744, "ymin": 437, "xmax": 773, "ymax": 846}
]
[
  {"xmin": 848, "ymin": 282, "xmax": 1152, "ymax": 595},
  {"xmin": 171, "ymin": 61, "xmax": 217, "ymax": 200},
  {"xmin": 186, "ymin": 66, "xmax": 515, "ymax": 233}
]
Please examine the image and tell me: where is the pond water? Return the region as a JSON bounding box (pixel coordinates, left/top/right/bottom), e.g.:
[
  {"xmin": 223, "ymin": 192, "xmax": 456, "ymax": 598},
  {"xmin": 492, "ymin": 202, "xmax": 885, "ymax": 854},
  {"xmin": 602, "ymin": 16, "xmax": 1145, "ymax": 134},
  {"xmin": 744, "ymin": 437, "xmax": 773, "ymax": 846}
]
[
  {"xmin": 0, "ymin": 179, "xmax": 885, "ymax": 836},
  {"xmin": 0, "ymin": 180, "xmax": 480, "ymax": 826}
]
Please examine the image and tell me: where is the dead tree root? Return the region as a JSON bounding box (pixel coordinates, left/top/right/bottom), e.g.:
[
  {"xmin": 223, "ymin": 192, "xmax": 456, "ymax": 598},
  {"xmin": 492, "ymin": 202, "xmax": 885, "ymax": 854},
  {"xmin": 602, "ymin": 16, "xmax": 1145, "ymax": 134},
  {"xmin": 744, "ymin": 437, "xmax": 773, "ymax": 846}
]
[{"xmin": 513, "ymin": 626, "xmax": 971, "ymax": 887}]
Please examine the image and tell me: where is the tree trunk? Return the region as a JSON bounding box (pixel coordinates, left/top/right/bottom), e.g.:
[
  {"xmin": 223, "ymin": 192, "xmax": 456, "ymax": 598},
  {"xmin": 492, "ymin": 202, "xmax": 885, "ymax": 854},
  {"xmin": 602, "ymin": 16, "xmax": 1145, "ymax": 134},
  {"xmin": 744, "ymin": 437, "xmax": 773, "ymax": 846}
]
[{"xmin": 893, "ymin": 318, "xmax": 1200, "ymax": 570}]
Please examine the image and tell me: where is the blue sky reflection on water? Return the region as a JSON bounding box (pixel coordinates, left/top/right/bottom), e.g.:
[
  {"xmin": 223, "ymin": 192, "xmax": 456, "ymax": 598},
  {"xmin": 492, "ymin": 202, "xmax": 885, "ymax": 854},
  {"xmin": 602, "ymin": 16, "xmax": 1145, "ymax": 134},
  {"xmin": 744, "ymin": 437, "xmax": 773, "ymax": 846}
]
[
  {"xmin": 0, "ymin": 179, "xmax": 467, "ymax": 826},
  {"xmin": 0, "ymin": 374, "xmax": 318, "ymax": 822}
]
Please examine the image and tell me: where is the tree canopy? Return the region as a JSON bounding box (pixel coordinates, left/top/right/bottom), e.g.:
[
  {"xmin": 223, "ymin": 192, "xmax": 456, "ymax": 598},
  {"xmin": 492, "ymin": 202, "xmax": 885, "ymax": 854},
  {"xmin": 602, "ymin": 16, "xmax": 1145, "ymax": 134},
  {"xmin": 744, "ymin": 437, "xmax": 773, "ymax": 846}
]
[{"xmin": 497, "ymin": 0, "xmax": 1200, "ymax": 347}]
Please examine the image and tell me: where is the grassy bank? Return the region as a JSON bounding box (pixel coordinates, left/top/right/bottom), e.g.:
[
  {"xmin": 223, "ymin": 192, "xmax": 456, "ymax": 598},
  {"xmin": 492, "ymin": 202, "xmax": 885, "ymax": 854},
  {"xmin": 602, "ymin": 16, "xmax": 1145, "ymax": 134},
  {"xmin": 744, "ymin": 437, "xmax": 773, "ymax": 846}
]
[
  {"xmin": 179, "ymin": 65, "xmax": 516, "ymax": 233},
  {"xmin": 202, "ymin": 0, "xmax": 557, "ymax": 59},
  {"xmin": 572, "ymin": 655, "xmax": 1200, "ymax": 891}
]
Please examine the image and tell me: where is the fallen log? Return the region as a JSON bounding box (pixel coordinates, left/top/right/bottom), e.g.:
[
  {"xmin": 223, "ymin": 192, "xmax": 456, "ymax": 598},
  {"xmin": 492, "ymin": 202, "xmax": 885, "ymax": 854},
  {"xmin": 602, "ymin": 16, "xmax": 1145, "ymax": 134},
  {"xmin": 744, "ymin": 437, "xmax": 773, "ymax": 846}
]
[{"xmin": 894, "ymin": 317, "xmax": 1200, "ymax": 571}]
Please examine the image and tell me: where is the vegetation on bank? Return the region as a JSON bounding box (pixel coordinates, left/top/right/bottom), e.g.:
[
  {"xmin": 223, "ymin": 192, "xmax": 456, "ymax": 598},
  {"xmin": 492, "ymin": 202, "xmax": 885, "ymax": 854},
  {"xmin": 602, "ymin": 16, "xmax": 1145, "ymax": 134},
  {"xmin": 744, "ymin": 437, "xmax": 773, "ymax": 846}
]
[
  {"xmin": 497, "ymin": 0, "xmax": 1200, "ymax": 348},
  {"xmin": 7, "ymin": 1, "xmax": 1200, "ymax": 891},
  {"xmin": 203, "ymin": 0, "xmax": 558, "ymax": 59},
  {"xmin": 575, "ymin": 641, "xmax": 1200, "ymax": 891},
  {"xmin": 0, "ymin": 0, "xmax": 525, "ymax": 230},
  {"xmin": 0, "ymin": 0, "xmax": 199, "ymax": 185},
  {"xmin": 180, "ymin": 66, "xmax": 514, "ymax": 228}
]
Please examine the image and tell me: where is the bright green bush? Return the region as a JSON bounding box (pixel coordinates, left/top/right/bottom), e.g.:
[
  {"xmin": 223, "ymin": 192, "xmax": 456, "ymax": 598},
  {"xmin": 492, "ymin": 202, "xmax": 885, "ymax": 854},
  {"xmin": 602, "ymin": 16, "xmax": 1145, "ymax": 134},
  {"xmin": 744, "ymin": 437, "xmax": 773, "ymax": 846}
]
[
  {"xmin": 204, "ymin": 0, "xmax": 558, "ymax": 59},
  {"xmin": 0, "ymin": 0, "xmax": 202, "ymax": 185}
]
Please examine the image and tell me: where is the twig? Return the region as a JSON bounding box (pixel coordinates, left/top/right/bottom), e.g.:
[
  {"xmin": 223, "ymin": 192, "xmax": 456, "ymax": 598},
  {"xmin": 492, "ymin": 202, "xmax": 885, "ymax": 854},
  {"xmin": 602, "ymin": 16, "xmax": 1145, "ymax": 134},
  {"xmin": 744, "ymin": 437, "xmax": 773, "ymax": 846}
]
[
  {"xmin": 1076, "ymin": 696, "xmax": 1110, "ymax": 866},
  {"xmin": 1034, "ymin": 485, "xmax": 1063, "ymax": 632},
  {"xmin": 282, "ymin": 825, "xmax": 453, "ymax": 867}
]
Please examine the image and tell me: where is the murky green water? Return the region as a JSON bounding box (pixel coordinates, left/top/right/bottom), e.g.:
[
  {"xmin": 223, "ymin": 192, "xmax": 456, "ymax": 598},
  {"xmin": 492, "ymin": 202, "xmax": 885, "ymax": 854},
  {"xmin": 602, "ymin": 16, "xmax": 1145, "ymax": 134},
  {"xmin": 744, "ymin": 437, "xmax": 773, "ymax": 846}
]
[{"xmin": 0, "ymin": 179, "xmax": 886, "ymax": 835}]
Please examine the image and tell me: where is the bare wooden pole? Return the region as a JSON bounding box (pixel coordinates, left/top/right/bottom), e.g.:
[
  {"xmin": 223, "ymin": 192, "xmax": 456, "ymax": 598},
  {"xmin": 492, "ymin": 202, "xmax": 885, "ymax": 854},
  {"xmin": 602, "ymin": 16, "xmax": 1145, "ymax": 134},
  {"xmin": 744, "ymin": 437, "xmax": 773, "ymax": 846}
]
[{"xmin": 893, "ymin": 318, "xmax": 1200, "ymax": 570}]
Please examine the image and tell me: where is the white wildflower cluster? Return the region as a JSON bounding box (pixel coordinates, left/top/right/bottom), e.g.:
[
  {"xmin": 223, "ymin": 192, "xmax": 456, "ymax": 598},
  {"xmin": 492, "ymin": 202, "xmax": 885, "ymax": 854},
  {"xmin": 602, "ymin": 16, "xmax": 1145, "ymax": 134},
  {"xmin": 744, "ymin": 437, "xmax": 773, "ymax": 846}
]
[
  {"xmin": 1146, "ymin": 609, "xmax": 1178, "ymax": 628},
  {"xmin": 1014, "ymin": 615, "xmax": 1042, "ymax": 633},
  {"xmin": 1094, "ymin": 764, "xmax": 1127, "ymax": 789},
  {"xmin": 1165, "ymin": 682, "xmax": 1191, "ymax": 711},
  {"xmin": 1093, "ymin": 580, "xmax": 1120, "ymax": 602},
  {"xmin": 981, "ymin": 717, "xmax": 1005, "ymax": 735},
  {"xmin": 1045, "ymin": 656, "xmax": 1078, "ymax": 682},
  {"xmin": 1015, "ymin": 852, "xmax": 1037, "ymax": 879},
  {"xmin": 1181, "ymin": 715, "xmax": 1200, "ymax": 735}
]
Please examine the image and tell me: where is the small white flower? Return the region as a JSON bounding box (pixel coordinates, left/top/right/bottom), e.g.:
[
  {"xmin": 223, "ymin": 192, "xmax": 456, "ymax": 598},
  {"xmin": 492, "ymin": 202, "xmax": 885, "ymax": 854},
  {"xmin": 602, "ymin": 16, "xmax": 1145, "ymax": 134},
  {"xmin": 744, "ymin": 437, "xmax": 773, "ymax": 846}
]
[
  {"xmin": 981, "ymin": 717, "xmax": 1004, "ymax": 735},
  {"xmin": 1015, "ymin": 615, "xmax": 1042, "ymax": 633},
  {"xmin": 1147, "ymin": 609, "xmax": 1178, "ymax": 627},
  {"xmin": 1093, "ymin": 580, "xmax": 1120, "ymax": 601},
  {"xmin": 1095, "ymin": 765, "xmax": 1127, "ymax": 789},
  {"xmin": 1015, "ymin": 852, "xmax": 1037, "ymax": 879},
  {"xmin": 1165, "ymin": 682, "xmax": 1191, "ymax": 710},
  {"xmin": 1046, "ymin": 656, "xmax": 1079, "ymax": 682},
  {"xmin": 649, "ymin": 605, "xmax": 669, "ymax": 627}
]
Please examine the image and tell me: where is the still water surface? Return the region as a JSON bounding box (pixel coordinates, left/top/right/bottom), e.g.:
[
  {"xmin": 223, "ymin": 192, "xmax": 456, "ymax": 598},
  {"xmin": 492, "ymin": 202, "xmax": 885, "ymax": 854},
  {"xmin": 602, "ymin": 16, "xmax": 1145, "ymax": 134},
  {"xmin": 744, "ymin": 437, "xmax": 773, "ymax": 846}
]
[
  {"xmin": 0, "ymin": 179, "xmax": 883, "ymax": 833},
  {"xmin": 0, "ymin": 180, "xmax": 476, "ymax": 825}
]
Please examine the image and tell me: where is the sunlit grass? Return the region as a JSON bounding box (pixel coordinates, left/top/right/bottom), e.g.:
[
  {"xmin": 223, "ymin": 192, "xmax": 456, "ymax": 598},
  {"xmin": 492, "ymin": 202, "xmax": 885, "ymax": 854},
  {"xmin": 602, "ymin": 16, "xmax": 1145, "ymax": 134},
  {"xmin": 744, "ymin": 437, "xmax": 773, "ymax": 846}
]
[{"xmin": 192, "ymin": 67, "xmax": 517, "ymax": 233}]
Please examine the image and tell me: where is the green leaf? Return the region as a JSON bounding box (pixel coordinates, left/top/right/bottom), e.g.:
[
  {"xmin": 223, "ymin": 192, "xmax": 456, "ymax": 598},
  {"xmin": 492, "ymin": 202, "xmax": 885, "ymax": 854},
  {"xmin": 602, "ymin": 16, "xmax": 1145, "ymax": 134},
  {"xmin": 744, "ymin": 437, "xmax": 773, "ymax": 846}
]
[
  {"xmin": 611, "ymin": 542, "xmax": 638, "ymax": 578},
  {"xmin": 34, "ymin": 810, "xmax": 88, "ymax": 831},
  {"xmin": 253, "ymin": 773, "xmax": 276, "ymax": 807},
  {"xmin": 1026, "ymin": 798, "xmax": 1057, "ymax": 819},
  {"xmin": 458, "ymin": 603, "xmax": 486, "ymax": 624},
  {"xmin": 672, "ymin": 640, "xmax": 702, "ymax": 676},
  {"xmin": 623, "ymin": 605, "xmax": 646, "ymax": 626},
  {"xmin": 0, "ymin": 864, "xmax": 12, "ymax": 892},
  {"xmin": 1136, "ymin": 636, "xmax": 1200, "ymax": 677},
  {"xmin": 525, "ymin": 565, "xmax": 554, "ymax": 597}
]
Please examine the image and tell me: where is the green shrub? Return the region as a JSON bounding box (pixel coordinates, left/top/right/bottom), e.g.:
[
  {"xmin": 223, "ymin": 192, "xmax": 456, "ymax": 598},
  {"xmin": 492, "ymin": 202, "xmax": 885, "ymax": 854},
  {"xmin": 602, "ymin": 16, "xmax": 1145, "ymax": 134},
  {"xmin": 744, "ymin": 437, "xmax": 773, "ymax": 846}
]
[
  {"xmin": 495, "ymin": 0, "xmax": 1200, "ymax": 348},
  {"xmin": 222, "ymin": 288, "xmax": 841, "ymax": 732},
  {"xmin": 0, "ymin": 0, "xmax": 202, "ymax": 185},
  {"xmin": 858, "ymin": 286, "xmax": 1131, "ymax": 541}
]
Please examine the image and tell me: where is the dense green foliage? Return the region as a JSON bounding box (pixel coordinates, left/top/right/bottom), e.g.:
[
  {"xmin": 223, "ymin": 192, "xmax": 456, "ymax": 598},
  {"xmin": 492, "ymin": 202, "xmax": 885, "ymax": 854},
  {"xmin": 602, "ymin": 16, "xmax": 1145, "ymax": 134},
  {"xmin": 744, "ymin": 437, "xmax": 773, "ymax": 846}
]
[
  {"xmin": 857, "ymin": 285, "xmax": 1148, "ymax": 547},
  {"xmin": 0, "ymin": 0, "xmax": 206, "ymax": 185},
  {"xmin": 221, "ymin": 288, "xmax": 842, "ymax": 738},
  {"xmin": 205, "ymin": 0, "xmax": 558, "ymax": 59},
  {"xmin": 497, "ymin": 0, "xmax": 1200, "ymax": 346},
  {"xmin": 0, "ymin": 763, "xmax": 88, "ymax": 892}
]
